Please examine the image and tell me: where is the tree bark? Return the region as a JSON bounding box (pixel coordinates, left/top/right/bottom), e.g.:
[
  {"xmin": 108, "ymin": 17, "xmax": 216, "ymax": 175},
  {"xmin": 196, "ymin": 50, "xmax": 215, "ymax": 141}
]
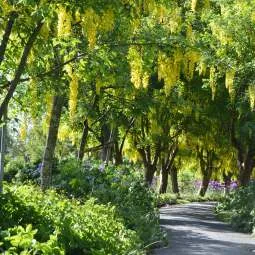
[
  {"xmin": 231, "ymin": 118, "xmax": 254, "ymax": 186},
  {"xmin": 114, "ymin": 140, "xmax": 123, "ymax": 165},
  {"xmin": 199, "ymin": 177, "xmax": 210, "ymax": 197},
  {"xmin": 197, "ymin": 149, "xmax": 214, "ymax": 197},
  {"xmin": 0, "ymin": 111, "xmax": 7, "ymax": 193},
  {"xmin": 170, "ymin": 165, "xmax": 179, "ymax": 194},
  {"xmin": 100, "ymin": 124, "xmax": 113, "ymax": 163},
  {"xmin": 159, "ymin": 144, "xmax": 178, "ymax": 194},
  {"xmin": 159, "ymin": 167, "xmax": 168, "ymax": 194},
  {"xmin": 138, "ymin": 144, "xmax": 160, "ymax": 186},
  {"xmin": 237, "ymin": 152, "xmax": 254, "ymax": 186},
  {"xmin": 144, "ymin": 164, "xmax": 156, "ymax": 186},
  {"xmin": 41, "ymin": 95, "xmax": 63, "ymax": 190},
  {"xmin": 0, "ymin": 21, "xmax": 43, "ymax": 121},
  {"xmin": 113, "ymin": 118, "xmax": 134, "ymax": 166},
  {"xmin": 223, "ymin": 171, "xmax": 233, "ymax": 195},
  {"xmin": 78, "ymin": 119, "xmax": 89, "ymax": 161}
]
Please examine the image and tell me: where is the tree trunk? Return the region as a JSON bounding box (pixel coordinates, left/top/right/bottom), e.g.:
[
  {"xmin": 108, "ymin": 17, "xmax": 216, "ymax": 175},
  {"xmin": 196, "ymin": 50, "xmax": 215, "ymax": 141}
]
[
  {"xmin": 159, "ymin": 144, "xmax": 179, "ymax": 194},
  {"xmin": 113, "ymin": 118, "xmax": 134, "ymax": 166},
  {"xmin": 170, "ymin": 165, "xmax": 179, "ymax": 195},
  {"xmin": 144, "ymin": 165, "xmax": 156, "ymax": 186},
  {"xmin": 238, "ymin": 163, "xmax": 253, "ymax": 186},
  {"xmin": 114, "ymin": 141, "xmax": 123, "ymax": 166},
  {"xmin": 199, "ymin": 177, "xmax": 210, "ymax": 197},
  {"xmin": 223, "ymin": 171, "xmax": 233, "ymax": 195},
  {"xmin": 197, "ymin": 149, "xmax": 214, "ymax": 197},
  {"xmin": 41, "ymin": 95, "xmax": 63, "ymax": 190},
  {"xmin": 0, "ymin": 111, "xmax": 7, "ymax": 193},
  {"xmin": 231, "ymin": 120, "xmax": 254, "ymax": 186},
  {"xmin": 159, "ymin": 167, "xmax": 168, "ymax": 194},
  {"xmin": 113, "ymin": 128, "xmax": 123, "ymax": 166},
  {"xmin": 237, "ymin": 150, "xmax": 254, "ymax": 186},
  {"xmin": 100, "ymin": 124, "xmax": 112, "ymax": 162},
  {"xmin": 78, "ymin": 119, "xmax": 89, "ymax": 161}
]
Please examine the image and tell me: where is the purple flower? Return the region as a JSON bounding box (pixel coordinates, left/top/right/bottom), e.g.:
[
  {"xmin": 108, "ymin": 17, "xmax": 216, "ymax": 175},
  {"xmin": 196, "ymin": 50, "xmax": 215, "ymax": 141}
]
[
  {"xmin": 99, "ymin": 163, "xmax": 105, "ymax": 172},
  {"xmin": 230, "ymin": 181, "xmax": 238, "ymax": 189}
]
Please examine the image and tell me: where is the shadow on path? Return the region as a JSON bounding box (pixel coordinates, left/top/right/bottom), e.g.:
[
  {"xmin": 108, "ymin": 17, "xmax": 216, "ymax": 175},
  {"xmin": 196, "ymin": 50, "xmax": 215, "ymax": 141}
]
[{"xmin": 153, "ymin": 202, "xmax": 255, "ymax": 255}]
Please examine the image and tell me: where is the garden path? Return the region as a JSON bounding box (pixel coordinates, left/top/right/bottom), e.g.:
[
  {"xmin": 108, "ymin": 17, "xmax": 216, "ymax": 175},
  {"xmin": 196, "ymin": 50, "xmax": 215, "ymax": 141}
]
[{"xmin": 153, "ymin": 202, "xmax": 255, "ymax": 255}]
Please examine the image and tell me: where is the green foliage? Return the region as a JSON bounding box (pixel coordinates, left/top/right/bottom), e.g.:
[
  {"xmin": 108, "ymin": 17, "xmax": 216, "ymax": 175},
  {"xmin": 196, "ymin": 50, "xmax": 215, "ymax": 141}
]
[
  {"xmin": 2, "ymin": 0, "xmax": 255, "ymax": 252},
  {"xmin": 53, "ymin": 160, "xmax": 163, "ymax": 247},
  {"xmin": 0, "ymin": 184, "xmax": 144, "ymax": 254},
  {"xmin": 3, "ymin": 157, "xmax": 41, "ymax": 184},
  {"xmin": 0, "ymin": 224, "xmax": 64, "ymax": 255},
  {"xmin": 4, "ymin": 157, "xmax": 26, "ymax": 181},
  {"xmin": 216, "ymin": 183, "xmax": 255, "ymax": 233}
]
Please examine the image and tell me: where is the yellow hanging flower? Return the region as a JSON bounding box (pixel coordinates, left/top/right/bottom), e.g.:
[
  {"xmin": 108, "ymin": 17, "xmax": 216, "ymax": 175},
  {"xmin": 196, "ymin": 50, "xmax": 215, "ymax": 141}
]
[
  {"xmin": 142, "ymin": 72, "xmax": 150, "ymax": 88},
  {"xmin": 191, "ymin": 0, "xmax": 198, "ymax": 12},
  {"xmin": 20, "ymin": 120, "xmax": 28, "ymax": 141},
  {"xmin": 158, "ymin": 50, "xmax": 182, "ymax": 94},
  {"xmin": 128, "ymin": 46, "xmax": 143, "ymax": 88},
  {"xmin": 40, "ymin": 22, "xmax": 50, "ymax": 39},
  {"xmin": 156, "ymin": 4, "xmax": 168, "ymax": 23},
  {"xmin": 65, "ymin": 64, "xmax": 79, "ymax": 120},
  {"xmin": 167, "ymin": 7, "xmax": 182, "ymax": 34},
  {"xmin": 210, "ymin": 22, "xmax": 232, "ymax": 45},
  {"xmin": 99, "ymin": 9, "xmax": 115, "ymax": 32},
  {"xmin": 57, "ymin": 6, "xmax": 72, "ymax": 37},
  {"xmin": 82, "ymin": 8, "xmax": 100, "ymax": 49},
  {"xmin": 58, "ymin": 124, "xmax": 70, "ymax": 141},
  {"xmin": 248, "ymin": 84, "xmax": 255, "ymax": 109},
  {"xmin": 199, "ymin": 62, "xmax": 207, "ymax": 76},
  {"xmin": 183, "ymin": 51, "xmax": 200, "ymax": 81},
  {"xmin": 210, "ymin": 67, "xmax": 217, "ymax": 100},
  {"xmin": 75, "ymin": 10, "xmax": 81, "ymax": 23},
  {"xmin": 225, "ymin": 70, "xmax": 235, "ymax": 99}
]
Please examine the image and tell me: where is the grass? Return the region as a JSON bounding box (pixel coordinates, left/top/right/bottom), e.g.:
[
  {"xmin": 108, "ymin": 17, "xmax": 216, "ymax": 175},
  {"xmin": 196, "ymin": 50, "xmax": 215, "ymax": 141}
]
[
  {"xmin": 215, "ymin": 210, "xmax": 233, "ymax": 223},
  {"xmin": 157, "ymin": 192, "xmax": 224, "ymax": 207}
]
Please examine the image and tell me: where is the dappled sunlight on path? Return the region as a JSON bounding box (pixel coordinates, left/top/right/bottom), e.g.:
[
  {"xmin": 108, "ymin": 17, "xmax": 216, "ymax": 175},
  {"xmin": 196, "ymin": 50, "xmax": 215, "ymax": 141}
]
[{"xmin": 153, "ymin": 202, "xmax": 255, "ymax": 255}]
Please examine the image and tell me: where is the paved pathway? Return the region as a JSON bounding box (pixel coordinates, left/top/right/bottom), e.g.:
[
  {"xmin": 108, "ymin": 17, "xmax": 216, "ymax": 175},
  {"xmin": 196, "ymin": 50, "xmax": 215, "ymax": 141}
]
[{"xmin": 153, "ymin": 202, "xmax": 255, "ymax": 255}]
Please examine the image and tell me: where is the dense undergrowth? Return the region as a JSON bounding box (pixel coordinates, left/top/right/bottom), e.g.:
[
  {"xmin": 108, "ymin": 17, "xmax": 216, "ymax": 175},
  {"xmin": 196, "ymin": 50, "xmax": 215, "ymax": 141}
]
[
  {"xmin": 216, "ymin": 182, "xmax": 255, "ymax": 234},
  {"xmin": 0, "ymin": 159, "xmax": 165, "ymax": 254},
  {"xmin": 0, "ymin": 185, "xmax": 142, "ymax": 254}
]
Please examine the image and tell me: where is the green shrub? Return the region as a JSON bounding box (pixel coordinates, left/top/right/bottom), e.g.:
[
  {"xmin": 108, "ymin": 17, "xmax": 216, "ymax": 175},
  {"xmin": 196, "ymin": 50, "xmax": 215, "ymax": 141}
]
[
  {"xmin": 4, "ymin": 158, "xmax": 26, "ymax": 181},
  {"xmin": 53, "ymin": 160, "xmax": 164, "ymax": 247},
  {"xmin": 0, "ymin": 224, "xmax": 64, "ymax": 255},
  {"xmin": 216, "ymin": 183, "xmax": 255, "ymax": 233},
  {"xmin": 0, "ymin": 184, "xmax": 144, "ymax": 254},
  {"xmin": 53, "ymin": 158, "xmax": 90, "ymax": 197},
  {"xmin": 4, "ymin": 157, "xmax": 42, "ymax": 184}
]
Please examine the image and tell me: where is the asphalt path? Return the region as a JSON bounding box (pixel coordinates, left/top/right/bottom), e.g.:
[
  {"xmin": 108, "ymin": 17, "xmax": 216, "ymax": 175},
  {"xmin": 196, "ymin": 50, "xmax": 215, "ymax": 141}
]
[{"xmin": 153, "ymin": 202, "xmax": 255, "ymax": 255}]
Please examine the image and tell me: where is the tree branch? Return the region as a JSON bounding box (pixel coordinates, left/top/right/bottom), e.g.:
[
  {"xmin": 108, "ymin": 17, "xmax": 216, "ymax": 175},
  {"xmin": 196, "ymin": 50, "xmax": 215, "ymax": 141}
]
[
  {"xmin": 119, "ymin": 117, "xmax": 135, "ymax": 153},
  {"xmin": 0, "ymin": 21, "xmax": 44, "ymax": 122},
  {"xmin": 152, "ymin": 142, "xmax": 161, "ymax": 167},
  {"xmin": 0, "ymin": 11, "xmax": 18, "ymax": 67}
]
